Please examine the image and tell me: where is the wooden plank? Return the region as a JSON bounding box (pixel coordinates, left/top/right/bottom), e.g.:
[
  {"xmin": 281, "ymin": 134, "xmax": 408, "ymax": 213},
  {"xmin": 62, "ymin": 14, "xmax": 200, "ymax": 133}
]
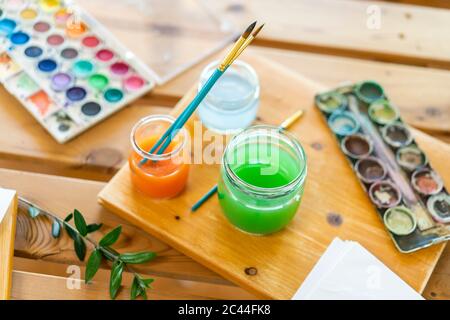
[
  {"xmin": 0, "ymin": 88, "xmax": 171, "ymax": 181},
  {"xmin": 423, "ymin": 245, "xmax": 450, "ymax": 300},
  {"xmin": 378, "ymin": 0, "xmax": 450, "ymax": 10},
  {"xmin": 99, "ymin": 55, "xmax": 448, "ymax": 299},
  {"xmin": 208, "ymin": 0, "xmax": 450, "ymax": 69},
  {"xmin": 155, "ymin": 47, "xmax": 450, "ymax": 134},
  {"xmin": 0, "ymin": 47, "xmax": 448, "ymax": 183},
  {"xmin": 0, "ymin": 189, "xmax": 17, "ymax": 300},
  {"xmin": 12, "ymin": 257, "xmax": 254, "ymax": 300},
  {"xmin": 0, "ymin": 168, "xmax": 230, "ymax": 284}
]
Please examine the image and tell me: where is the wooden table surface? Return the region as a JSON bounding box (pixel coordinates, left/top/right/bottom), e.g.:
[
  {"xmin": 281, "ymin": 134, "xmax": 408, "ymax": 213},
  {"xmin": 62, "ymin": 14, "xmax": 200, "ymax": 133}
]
[{"xmin": 0, "ymin": 0, "xmax": 448, "ymax": 299}]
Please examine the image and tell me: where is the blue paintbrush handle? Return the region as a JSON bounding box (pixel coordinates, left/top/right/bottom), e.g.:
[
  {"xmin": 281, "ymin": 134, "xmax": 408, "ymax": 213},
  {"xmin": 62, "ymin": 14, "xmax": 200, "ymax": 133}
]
[{"xmin": 139, "ymin": 68, "xmax": 224, "ymax": 166}]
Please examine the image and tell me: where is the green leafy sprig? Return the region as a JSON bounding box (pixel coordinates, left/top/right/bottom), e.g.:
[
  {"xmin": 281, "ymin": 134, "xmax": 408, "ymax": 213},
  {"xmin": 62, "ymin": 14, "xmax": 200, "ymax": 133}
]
[{"xmin": 21, "ymin": 198, "xmax": 156, "ymax": 300}]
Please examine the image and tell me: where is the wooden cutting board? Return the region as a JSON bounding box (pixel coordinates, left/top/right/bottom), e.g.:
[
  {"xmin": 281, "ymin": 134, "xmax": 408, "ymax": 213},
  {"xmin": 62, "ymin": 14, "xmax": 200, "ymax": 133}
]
[
  {"xmin": 0, "ymin": 188, "xmax": 17, "ymax": 300},
  {"xmin": 98, "ymin": 54, "xmax": 449, "ymax": 299}
]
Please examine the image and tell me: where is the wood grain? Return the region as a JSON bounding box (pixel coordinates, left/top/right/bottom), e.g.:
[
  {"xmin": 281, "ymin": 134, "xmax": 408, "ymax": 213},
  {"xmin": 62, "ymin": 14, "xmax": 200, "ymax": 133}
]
[
  {"xmin": 99, "ymin": 55, "xmax": 449, "ymax": 299},
  {"xmin": 209, "ymin": 0, "xmax": 450, "ymax": 69},
  {"xmin": 0, "ymin": 168, "xmax": 228, "ymax": 284},
  {"xmin": 155, "ymin": 47, "xmax": 450, "ymax": 134},
  {"xmin": 0, "ymin": 189, "xmax": 17, "ymax": 300},
  {"xmin": 12, "ymin": 257, "xmax": 254, "ymax": 300},
  {"xmin": 0, "ymin": 46, "xmax": 448, "ymax": 184}
]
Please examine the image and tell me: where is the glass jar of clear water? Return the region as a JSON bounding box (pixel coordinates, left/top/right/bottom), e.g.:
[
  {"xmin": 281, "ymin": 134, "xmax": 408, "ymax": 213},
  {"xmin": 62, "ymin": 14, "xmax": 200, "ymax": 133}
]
[{"xmin": 197, "ymin": 60, "xmax": 260, "ymax": 134}]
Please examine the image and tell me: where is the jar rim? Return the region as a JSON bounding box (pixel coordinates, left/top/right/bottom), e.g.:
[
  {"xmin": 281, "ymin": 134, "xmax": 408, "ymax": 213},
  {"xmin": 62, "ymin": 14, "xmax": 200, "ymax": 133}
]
[
  {"xmin": 130, "ymin": 114, "xmax": 188, "ymax": 161},
  {"xmin": 200, "ymin": 59, "xmax": 259, "ymax": 108},
  {"xmin": 222, "ymin": 125, "xmax": 307, "ymax": 196}
]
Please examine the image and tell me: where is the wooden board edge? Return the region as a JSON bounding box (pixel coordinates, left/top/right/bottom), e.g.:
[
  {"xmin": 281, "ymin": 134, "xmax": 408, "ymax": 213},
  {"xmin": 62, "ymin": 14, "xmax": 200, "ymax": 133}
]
[{"xmin": 0, "ymin": 192, "xmax": 17, "ymax": 300}]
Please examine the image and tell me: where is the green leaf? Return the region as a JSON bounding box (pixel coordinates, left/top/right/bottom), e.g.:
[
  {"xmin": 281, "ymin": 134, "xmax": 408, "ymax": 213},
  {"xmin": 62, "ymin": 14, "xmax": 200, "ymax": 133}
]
[
  {"xmin": 64, "ymin": 222, "xmax": 77, "ymax": 240},
  {"xmin": 85, "ymin": 249, "xmax": 102, "ymax": 284},
  {"xmin": 142, "ymin": 278, "xmax": 154, "ymax": 287},
  {"xmin": 74, "ymin": 235, "xmax": 86, "ymax": 261},
  {"xmin": 130, "ymin": 276, "xmax": 140, "ymax": 300},
  {"xmin": 28, "ymin": 206, "xmax": 40, "ymax": 218},
  {"xmin": 99, "ymin": 226, "xmax": 122, "ymax": 247},
  {"xmin": 87, "ymin": 223, "xmax": 103, "ymax": 234},
  {"xmin": 109, "ymin": 260, "xmax": 124, "ymax": 300},
  {"xmin": 74, "ymin": 209, "xmax": 88, "ymax": 236},
  {"xmin": 119, "ymin": 252, "xmax": 156, "ymax": 264},
  {"xmin": 64, "ymin": 213, "xmax": 73, "ymax": 222},
  {"xmin": 51, "ymin": 219, "xmax": 61, "ymax": 238}
]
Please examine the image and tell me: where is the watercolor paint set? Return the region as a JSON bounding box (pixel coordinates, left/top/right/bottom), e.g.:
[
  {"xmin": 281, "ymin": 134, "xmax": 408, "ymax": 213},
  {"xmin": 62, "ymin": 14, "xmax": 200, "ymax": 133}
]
[
  {"xmin": 315, "ymin": 81, "xmax": 449, "ymax": 253},
  {"xmin": 0, "ymin": 0, "xmax": 155, "ymax": 143}
]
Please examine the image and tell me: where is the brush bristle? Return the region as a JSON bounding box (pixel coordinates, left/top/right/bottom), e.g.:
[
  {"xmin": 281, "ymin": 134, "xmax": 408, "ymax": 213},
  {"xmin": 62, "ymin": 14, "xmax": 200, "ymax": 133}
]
[
  {"xmin": 252, "ymin": 23, "xmax": 265, "ymax": 37},
  {"xmin": 242, "ymin": 21, "xmax": 257, "ymax": 38}
]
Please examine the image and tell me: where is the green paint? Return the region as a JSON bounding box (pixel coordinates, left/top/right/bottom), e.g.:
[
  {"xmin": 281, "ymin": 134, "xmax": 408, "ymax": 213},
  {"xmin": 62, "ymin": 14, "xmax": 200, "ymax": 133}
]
[
  {"xmin": 218, "ymin": 141, "xmax": 306, "ymax": 235},
  {"xmin": 16, "ymin": 72, "xmax": 39, "ymax": 94},
  {"xmin": 368, "ymin": 100, "xmax": 398, "ymax": 125},
  {"xmin": 316, "ymin": 92, "xmax": 346, "ymax": 113},
  {"xmin": 72, "ymin": 60, "xmax": 94, "ymax": 78},
  {"xmin": 384, "ymin": 206, "xmax": 416, "ymax": 236},
  {"xmin": 88, "ymin": 74, "xmax": 109, "ymax": 90},
  {"xmin": 355, "ymin": 80, "xmax": 384, "ymax": 104}
]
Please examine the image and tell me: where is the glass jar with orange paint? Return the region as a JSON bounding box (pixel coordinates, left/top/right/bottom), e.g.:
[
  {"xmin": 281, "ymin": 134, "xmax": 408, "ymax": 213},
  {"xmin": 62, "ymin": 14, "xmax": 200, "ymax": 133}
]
[{"xmin": 129, "ymin": 115, "xmax": 190, "ymax": 199}]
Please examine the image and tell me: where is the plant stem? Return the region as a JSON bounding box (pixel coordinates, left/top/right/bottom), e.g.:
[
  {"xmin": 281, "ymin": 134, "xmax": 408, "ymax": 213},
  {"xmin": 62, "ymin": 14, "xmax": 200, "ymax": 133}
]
[{"xmin": 19, "ymin": 197, "xmax": 146, "ymax": 280}]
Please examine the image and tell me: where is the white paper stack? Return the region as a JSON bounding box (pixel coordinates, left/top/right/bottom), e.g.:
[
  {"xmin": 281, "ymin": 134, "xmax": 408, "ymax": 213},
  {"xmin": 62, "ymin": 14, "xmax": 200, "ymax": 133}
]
[
  {"xmin": 292, "ymin": 238, "xmax": 423, "ymax": 300},
  {"xmin": 0, "ymin": 188, "xmax": 16, "ymax": 224}
]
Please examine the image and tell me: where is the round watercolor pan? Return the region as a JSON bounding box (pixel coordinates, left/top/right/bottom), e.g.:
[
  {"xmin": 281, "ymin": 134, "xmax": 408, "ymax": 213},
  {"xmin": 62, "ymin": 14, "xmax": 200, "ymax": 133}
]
[
  {"xmin": 82, "ymin": 35, "xmax": 101, "ymax": 49},
  {"xmin": 60, "ymin": 47, "xmax": 78, "ymax": 60},
  {"xmin": 88, "ymin": 74, "xmax": 109, "ymax": 91},
  {"xmin": 0, "ymin": 18, "xmax": 17, "ymax": 35},
  {"xmin": 66, "ymin": 20, "xmax": 88, "ymax": 38},
  {"xmin": 104, "ymin": 88, "xmax": 124, "ymax": 103},
  {"xmin": 328, "ymin": 111, "xmax": 360, "ymax": 136},
  {"xmin": 72, "ymin": 60, "xmax": 95, "ymax": 78},
  {"xmin": 37, "ymin": 58, "xmax": 58, "ymax": 73},
  {"xmin": 39, "ymin": 0, "xmax": 62, "ymax": 13},
  {"xmin": 10, "ymin": 31, "xmax": 30, "ymax": 45},
  {"xmin": 66, "ymin": 86, "xmax": 87, "ymax": 102},
  {"xmin": 110, "ymin": 62, "xmax": 130, "ymax": 77},
  {"xmin": 381, "ymin": 122, "xmax": 413, "ymax": 149},
  {"xmin": 51, "ymin": 72, "xmax": 72, "ymax": 92},
  {"xmin": 46, "ymin": 33, "xmax": 65, "ymax": 46},
  {"xmin": 81, "ymin": 101, "xmax": 102, "ymax": 117},
  {"xmin": 24, "ymin": 45, "xmax": 43, "ymax": 58},
  {"xmin": 20, "ymin": 8, "xmax": 39, "ymax": 21},
  {"xmin": 54, "ymin": 8, "xmax": 72, "ymax": 27},
  {"xmin": 355, "ymin": 80, "xmax": 384, "ymax": 104},
  {"xmin": 411, "ymin": 168, "xmax": 443, "ymax": 196},
  {"xmin": 316, "ymin": 92, "xmax": 347, "ymax": 114},
  {"xmin": 369, "ymin": 180, "xmax": 402, "ymax": 209},
  {"xmin": 5, "ymin": 0, "xmax": 25, "ymax": 12},
  {"xmin": 33, "ymin": 21, "xmax": 51, "ymax": 33},
  {"xmin": 368, "ymin": 99, "xmax": 399, "ymax": 125},
  {"xmin": 355, "ymin": 156, "xmax": 387, "ymax": 184},
  {"xmin": 123, "ymin": 75, "xmax": 146, "ymax": 92},
  {"xmin": 95, "ymin": 49, "xmax": 115, "ymax": 63},
  {"xmin": 341, "ymin": 134, "xmax": 373, "ymax": 159},
  {"xmin": 396, "ymin": 145, "xmax": 427, "ymax": 172},
  {"xmin": 383, "ymin": 206, "xmax": 417, "ymax": 236},
  {"xmin": 427, "ymin": 193, "xmax": 450, "ymax": 223}
]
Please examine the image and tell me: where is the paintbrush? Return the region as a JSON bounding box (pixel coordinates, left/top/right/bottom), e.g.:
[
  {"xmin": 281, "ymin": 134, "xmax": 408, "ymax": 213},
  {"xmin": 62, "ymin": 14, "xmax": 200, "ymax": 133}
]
[
  {"xmin": 139, "ymin": 21, "xmax": 263, "ymax": 167},
  {"xmin": 191, "ymin": 109, "xmax": 305, "ymax": 212}
]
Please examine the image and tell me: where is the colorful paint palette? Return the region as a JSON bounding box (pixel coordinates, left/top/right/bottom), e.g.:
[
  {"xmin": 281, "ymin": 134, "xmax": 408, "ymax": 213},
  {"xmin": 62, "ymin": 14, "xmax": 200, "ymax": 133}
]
[
  {"xmin": 316, "ymin": 81, "xmax": 450, "ymax": 252},
  {"xmin": 0, "ymin": 0, "xmax": 154, "ymax": 142}
]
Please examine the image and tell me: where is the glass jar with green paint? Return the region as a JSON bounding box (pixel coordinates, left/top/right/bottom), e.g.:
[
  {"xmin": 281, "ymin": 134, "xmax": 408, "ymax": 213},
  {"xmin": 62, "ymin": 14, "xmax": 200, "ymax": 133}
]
[{"xmin": 218, "ymin": 126, "xmax": 307, "ymax": 235}]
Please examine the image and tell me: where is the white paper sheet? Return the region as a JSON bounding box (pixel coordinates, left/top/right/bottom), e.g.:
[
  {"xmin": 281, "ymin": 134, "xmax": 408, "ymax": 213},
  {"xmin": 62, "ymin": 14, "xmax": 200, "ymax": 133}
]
[
  {"xmin": 292, "ymin": 238, "xmax": 423, "ymax": 300},
  {"xmin": 0, "ymin": 188, "xmax": 16, "ymax": 224}
]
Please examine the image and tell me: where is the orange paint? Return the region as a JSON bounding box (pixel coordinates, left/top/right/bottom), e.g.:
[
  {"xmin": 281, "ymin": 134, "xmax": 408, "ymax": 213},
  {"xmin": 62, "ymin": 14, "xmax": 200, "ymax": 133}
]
[
  {"xmin": 129, "ymin": 135, "xmax": 190, "ymax": 199},
  {"xmin": 28, "ymin": 90, "xmax": 51, "ymax": 116},
  {"xmin": 65, "ymin": 20, "xmax": 87, "ymax": 38}
]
